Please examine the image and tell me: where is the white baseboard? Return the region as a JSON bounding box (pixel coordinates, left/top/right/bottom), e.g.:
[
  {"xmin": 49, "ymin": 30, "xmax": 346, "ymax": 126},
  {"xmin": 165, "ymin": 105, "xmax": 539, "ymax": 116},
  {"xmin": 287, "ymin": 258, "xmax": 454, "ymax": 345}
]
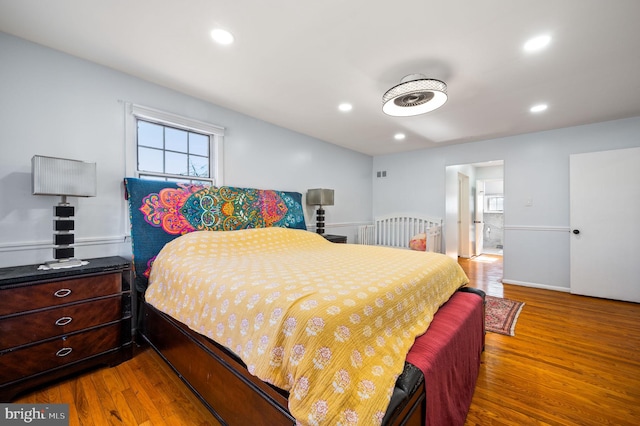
[{"xmin": 502, "ymin": 279, "xmax": 571, "ymax": 293}]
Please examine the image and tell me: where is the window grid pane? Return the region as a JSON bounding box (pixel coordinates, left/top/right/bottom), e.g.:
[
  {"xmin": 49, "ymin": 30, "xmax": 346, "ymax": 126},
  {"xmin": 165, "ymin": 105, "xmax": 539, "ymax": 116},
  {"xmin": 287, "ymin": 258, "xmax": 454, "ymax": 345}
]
[
  {"xmin": 138, "ymin": 147, "xmax": 164, "ymax": 173},
  {"xmin": 165, "ymin": 151, "xmax": 188, "ymax": 176},
  {"xmin": 189, "ymin": 133, "xmax": 209, "ymax": 156},
  {"xmin": 188, "ymin": 154, "xmax": 209, "ymax": 178},
  {"xmin": 137, "ymin": 121, "xmax": 163, "ymax": 149},
  {"xmin": 165, "ymin": 127, "xmax": 188, "ymax": 152}
]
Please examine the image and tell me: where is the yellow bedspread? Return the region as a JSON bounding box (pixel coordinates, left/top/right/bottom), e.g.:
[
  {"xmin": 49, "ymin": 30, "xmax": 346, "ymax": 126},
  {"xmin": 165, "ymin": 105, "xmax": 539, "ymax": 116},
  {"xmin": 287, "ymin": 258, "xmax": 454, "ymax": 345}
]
[{"xmin": 146, "ymin": 227, "xmax": 468, "ymax": 425}]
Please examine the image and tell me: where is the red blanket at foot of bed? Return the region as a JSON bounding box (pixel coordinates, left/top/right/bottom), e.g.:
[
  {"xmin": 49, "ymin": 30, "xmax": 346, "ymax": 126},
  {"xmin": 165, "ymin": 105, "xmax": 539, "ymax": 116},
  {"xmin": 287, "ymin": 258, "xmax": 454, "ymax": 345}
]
[{"xmin": 406, "ymin": 290, "xmax": 484, "ymax": 426}]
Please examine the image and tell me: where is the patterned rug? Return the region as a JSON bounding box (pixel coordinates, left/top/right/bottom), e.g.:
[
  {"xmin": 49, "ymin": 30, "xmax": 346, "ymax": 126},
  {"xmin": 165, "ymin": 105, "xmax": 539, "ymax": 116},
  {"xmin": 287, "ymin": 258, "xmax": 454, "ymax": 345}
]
[{"xmin": 485, "ymin": 295, "xmax": 525, "ymax": 336}]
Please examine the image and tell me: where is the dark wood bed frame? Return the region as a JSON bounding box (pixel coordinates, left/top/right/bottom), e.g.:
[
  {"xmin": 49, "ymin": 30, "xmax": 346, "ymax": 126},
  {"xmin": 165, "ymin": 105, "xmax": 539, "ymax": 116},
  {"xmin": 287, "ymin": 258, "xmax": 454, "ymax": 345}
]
[{"xmin": 138, "ymin": 287, "xmax": 485, "ymax": 426}]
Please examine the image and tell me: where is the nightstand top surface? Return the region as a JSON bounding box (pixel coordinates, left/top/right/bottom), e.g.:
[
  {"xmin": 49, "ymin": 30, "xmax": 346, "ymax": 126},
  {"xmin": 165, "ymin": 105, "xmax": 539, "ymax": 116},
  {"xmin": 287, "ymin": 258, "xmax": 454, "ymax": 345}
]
[
  {"xmin": 323, "ymin": 234, "xmax": 347, "ymax": 243},
  {"xmin": 0, "ymin": 256, "xmax": 131, "ymax": 288}
]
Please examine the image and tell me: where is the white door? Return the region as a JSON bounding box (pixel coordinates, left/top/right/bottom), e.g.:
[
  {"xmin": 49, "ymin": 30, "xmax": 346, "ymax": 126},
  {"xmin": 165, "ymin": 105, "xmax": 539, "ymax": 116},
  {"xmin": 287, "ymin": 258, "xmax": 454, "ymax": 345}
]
[
  {"xmin": 475, "ymin": 181, "xmax": 485, "ymax": 256},
  {"xmin": 570, "ymin": 147, "xmax": 640, "ymax": 303}
]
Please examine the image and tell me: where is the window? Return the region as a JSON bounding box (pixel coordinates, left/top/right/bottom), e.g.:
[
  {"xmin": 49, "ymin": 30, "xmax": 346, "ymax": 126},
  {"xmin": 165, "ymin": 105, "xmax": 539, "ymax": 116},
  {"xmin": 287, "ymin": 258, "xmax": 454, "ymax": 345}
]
[
  {"xmin": 125, "ymin": 103, "xmax": 224, "ymax": 185},
  {"xmin": 486, "ymin": 195, "xmax": 504, "ymax": 213},
  {"xmin": 137, "ymin": 120, "xmax": 211, "ymax": 182}
]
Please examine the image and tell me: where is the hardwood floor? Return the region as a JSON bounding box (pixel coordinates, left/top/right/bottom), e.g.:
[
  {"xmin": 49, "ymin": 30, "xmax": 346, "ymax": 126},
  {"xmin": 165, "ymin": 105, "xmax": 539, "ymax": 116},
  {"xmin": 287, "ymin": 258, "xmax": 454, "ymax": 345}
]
[
  {"xmin": 13, "ymin": 255, "xmax": 640, "ymax": 425},
  {"xmin": 460, "ymin": 255, "xmax": 640, "ymax": 426},
  {"xmin": 14, "ymin": 345, "xmax": 218, "ymax": 426}
]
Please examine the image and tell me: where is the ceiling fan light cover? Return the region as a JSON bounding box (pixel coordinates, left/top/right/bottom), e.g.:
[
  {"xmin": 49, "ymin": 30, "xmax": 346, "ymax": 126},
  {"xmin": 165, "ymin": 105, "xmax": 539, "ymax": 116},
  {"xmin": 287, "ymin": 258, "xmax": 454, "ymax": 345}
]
[{"xmin": 382, "ymin": 77, "xmax": 448, "ymax": 116}]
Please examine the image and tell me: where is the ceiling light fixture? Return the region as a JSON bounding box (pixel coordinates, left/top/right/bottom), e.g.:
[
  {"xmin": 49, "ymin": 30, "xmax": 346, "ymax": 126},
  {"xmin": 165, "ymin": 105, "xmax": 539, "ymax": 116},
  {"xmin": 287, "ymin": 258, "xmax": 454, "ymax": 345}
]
[
  {"xmin": 338, "ymin": 103, "xmax": 353, "ymax": 112},
  {"xmin": 523, "ymin": 34, "xmax": 551, "ymax": 52},
  {"xmin": 530, "ymin": 103, "xmax": 548, "ymax": 113},
  {"xmin": 394, "ymin": 133, "xmax": 406, "ymax": 140},
  {"xmin": 383, "ymin": 74, "xmax": 448, "ymax": 117},
  {"xmin": 211, "ymin": 28, "xmax": 234, "ymax": 45}
]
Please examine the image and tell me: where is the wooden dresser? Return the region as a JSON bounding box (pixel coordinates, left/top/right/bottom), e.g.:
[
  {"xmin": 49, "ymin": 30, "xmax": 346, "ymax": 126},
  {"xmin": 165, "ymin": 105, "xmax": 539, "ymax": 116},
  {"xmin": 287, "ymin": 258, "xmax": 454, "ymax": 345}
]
[{"xmin": 0, "ymin": 256, "xmax": 133, "ymax": 401}]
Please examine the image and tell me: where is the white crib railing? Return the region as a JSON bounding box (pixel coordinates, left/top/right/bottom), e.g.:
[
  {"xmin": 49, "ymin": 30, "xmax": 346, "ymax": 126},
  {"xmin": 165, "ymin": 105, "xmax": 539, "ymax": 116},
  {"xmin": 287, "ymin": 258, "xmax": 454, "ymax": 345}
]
[
  {"xmin": 357, "ymin": 224, "xmax": 375, "ymax": 245},
  {"xmin": 357, "ymin": 214, "xmax": 443, "ymax": 253}
]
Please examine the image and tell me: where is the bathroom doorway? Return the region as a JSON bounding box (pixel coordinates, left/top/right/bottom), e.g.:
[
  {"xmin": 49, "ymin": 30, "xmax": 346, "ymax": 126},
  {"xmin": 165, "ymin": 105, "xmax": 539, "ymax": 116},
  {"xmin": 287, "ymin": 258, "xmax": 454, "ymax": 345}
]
[{"xmin": 445, "ymin": 160, "xmax": 503, "ymax": 259}]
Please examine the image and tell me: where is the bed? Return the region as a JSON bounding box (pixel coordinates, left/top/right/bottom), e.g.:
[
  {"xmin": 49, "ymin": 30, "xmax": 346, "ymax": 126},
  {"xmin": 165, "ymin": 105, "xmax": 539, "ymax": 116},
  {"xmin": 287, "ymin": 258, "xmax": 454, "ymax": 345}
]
[{"xmin": 124, "ymin": 178, "xmax": 484, "ymax": 426}]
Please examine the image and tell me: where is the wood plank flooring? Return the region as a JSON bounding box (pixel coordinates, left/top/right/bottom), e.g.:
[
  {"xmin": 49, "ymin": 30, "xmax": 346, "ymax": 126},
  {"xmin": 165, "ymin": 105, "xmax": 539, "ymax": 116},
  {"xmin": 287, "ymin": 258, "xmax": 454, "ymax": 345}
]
[
  {"xmin": 14, "ymin": 345, "xmax": 217, "ymax": 425},
  {"xmin": 460, "ymin": 255, "xmax": 640, "ymax": 426},
  {"xmin": 13, "ymin": 255, "xmax": 640, "ymax": 425}
]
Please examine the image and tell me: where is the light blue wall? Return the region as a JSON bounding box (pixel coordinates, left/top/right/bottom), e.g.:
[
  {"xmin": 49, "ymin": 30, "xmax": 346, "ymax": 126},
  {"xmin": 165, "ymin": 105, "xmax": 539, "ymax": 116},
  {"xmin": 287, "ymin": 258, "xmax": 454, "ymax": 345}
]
[
  {"xmin": 373, "ymin": 116, "xmax": 640, "ymax": 290},
  {"xmin": 0, "ymin": 33, "xmax": 372, "ymax": 267},
  {"xmin": 3, "ymin": 32, "xmax": 640, "ymax": 292}
]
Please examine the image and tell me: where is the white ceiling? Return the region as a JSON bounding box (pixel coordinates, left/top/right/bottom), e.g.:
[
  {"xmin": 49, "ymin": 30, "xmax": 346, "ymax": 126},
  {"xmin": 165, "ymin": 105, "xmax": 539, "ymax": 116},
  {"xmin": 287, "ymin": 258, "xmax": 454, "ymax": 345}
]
[{"xmin": 1, "ymin": 0, "xmax": 639, "ymax": 156}]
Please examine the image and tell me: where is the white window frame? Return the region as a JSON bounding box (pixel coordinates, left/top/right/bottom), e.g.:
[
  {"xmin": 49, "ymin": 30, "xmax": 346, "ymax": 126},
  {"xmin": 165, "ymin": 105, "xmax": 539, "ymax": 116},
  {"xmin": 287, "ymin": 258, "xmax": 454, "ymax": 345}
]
[
  {"xmin": 485, "ymin": 194, "xmax": 504, "ymax": 213},
  {"xmin": 124, "ymin": 102, "xmax": 224, "ymax": 185}
]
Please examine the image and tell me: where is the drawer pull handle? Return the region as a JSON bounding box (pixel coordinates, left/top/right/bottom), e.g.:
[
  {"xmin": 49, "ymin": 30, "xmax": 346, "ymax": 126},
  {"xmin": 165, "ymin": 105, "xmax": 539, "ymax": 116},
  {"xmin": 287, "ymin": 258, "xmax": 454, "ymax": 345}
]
[
  {"xmin": 54, "ymin": 289, "xmax": 72, "ymax": 298},
  {"xmin": 56, "ymin": 347, "xmax": 73, "ymax": 357},
  {"xmin": 55, "ymin": 316, "xmax": 73, "ymax": 326}
]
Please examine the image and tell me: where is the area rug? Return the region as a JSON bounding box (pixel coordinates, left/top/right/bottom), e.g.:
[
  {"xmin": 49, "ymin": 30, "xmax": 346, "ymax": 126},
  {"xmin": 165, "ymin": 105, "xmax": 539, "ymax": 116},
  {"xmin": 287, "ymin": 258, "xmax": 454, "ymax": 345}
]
[{"xmin": 485, "ymin": 295, "xmax": 525, "ymax": 336}]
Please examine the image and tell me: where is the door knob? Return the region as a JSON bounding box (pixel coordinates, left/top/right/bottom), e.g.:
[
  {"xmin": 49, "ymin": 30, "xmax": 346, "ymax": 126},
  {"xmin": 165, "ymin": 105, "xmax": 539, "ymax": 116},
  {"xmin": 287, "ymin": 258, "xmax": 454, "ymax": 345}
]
[{"xmin": 572, "ymin": 229, "xmax": 580, "ymax": 235}]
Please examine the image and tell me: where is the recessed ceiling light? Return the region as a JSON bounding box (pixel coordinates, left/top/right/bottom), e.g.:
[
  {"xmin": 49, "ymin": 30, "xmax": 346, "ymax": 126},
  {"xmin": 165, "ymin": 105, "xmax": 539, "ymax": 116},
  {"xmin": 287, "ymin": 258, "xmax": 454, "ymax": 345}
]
[
  {"xmin": 530, "ymin": 104, "xmax": 548, "ymax": 113},
  {"xmin": 394, "ymin": 133, "xmax": 406, "ymax": 140},
  {"xmin": 338, "ymin": 103, "xmax": 353, "ymax": 112},
  {"xmin": 523, "ymin": 34, "xmax": 551, "ymax": 52},
  {"xmin": 211, "ymin": 28, "xmax": 234, "ymax": 45}
]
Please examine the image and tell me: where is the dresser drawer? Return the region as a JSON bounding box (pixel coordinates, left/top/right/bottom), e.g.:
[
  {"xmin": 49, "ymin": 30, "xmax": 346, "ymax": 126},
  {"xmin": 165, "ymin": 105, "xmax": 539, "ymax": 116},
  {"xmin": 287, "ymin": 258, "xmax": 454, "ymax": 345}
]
[
  {"xmin": 0, "ymin": 273, "xmax": 121, "ymax": 316},
  {"xmin": 0, "ymin": 296, "xmax": 122, "ymax": 351},
  {"xmin": 0, "ymin": 323, "xmax": 121, "ymax": 385}
]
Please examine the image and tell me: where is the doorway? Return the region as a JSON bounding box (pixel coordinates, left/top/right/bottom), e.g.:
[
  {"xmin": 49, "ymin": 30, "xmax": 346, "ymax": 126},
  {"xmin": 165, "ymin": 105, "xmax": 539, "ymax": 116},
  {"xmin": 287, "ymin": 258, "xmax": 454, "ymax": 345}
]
[{"xmin": 445, "ymin": 160, "xmax": 504, "ymax": 259}]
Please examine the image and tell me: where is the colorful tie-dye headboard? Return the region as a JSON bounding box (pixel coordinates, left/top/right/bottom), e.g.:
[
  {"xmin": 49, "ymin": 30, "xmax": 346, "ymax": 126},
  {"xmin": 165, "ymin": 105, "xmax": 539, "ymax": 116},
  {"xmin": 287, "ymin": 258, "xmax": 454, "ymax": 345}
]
[{"xmin": 124, "ymin": 177, "xmax": 306, "ymax": 293}]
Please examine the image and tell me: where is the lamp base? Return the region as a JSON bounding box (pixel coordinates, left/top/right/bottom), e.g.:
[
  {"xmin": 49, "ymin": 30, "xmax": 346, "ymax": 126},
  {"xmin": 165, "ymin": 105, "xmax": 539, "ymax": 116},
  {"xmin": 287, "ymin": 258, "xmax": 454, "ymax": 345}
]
[
  {"xmin": 39, "ymin": 258, "xmax": 88, "ymax": 270},
  {"xmin": 316, "ymin": 207, "xmax": 325, "ymax": 234}
]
